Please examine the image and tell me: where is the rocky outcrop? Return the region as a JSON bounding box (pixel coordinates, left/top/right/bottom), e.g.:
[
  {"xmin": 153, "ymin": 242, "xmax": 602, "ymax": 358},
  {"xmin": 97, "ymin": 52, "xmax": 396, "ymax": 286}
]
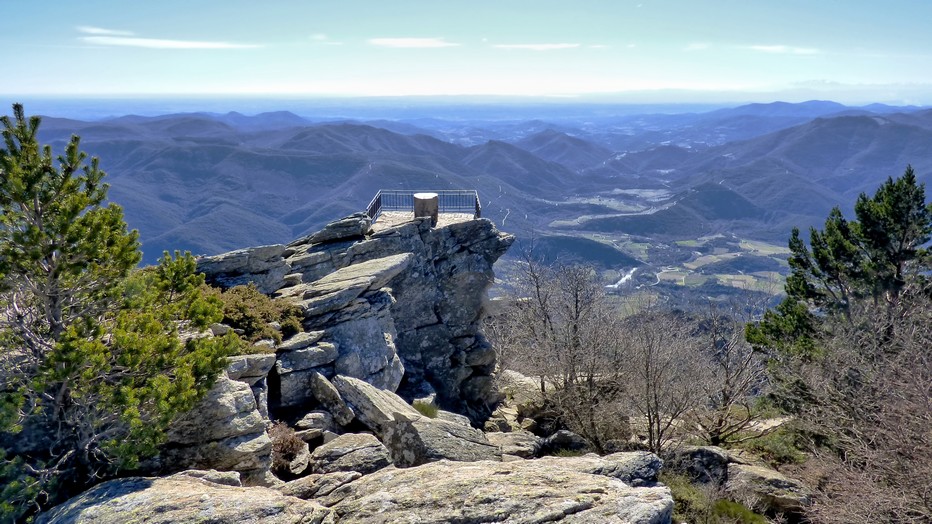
[
  {"xmin": 668, "ymin": 445, "xmax": 731, "ymax": 485},
  {"xmin": 319, "ymin": 457, "xmax": 673, "ymax": 523},
  {"xmin": 383, "ymin": 412, "xmax": 501, "ymax": 467},
  {"xmin": 280, "ymin": 471, "xmax": 363, "ymax": 500},
  {"xmin": 41, "ymin": 210, "xmax": 682, "ymax": 523},
  {"xmin": 543, "ymin": 429, "xmax": 592, "ymax": 454},
  {"xmin": 542, "ymin": 451, "xmax": 665, "ymax": 488},
  {"xmin": 160, "ymin": 375, "xmax": 272, "ymax": 484},
  {"xmin": 329, "ymin": 374, "xmax": 503, "ymax": 467},
  {"xmin": 37, "ymin": 472, "xmax": 333, "ymax": 524},
  {"xmin": 486, "ymin": 369, "xmax": 549, "ymax": 432},
  {"xmin": 199, "ymin": 244, "xmax": 290, "ymax": 295},
  {"xmin": 331, "ymin": 375, "xmax": 422, "ymax": 437},
  {"xmin": 725, "ymin": 463, "xmax": 811, "ymax": 514},
  {"xmin": 486, "ymin": 430, "xmax": 542, "ymax": 459},
  {"xmin": 198, "ymin": 214, "xmax": 514, "ymax": 414},
  {"xmin": 309, "ymin": 433, "xmax": 391, "ymax": 475},
  {"xmin": 226, "ymin": 353, "xmax": 277, "ymax": 418}
]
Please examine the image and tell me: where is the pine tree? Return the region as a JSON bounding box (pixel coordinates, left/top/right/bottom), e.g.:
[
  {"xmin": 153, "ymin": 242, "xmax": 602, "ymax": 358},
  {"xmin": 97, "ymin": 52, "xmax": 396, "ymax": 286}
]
[
  {"xmin": 0, "ymin": 105, "xmax": 241, "ymax": 521},
  {"xmin": 747, "ymin": 166, "xmax": 932, "ymax": 408}
]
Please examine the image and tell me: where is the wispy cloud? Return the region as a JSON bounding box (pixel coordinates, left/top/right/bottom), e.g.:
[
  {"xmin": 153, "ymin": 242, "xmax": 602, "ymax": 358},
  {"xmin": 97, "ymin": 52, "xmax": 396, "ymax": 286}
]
[
  {"xmin": 81, "ymin": 36, "xmax": 260, "ymax": 49},
  {"xmin": 493, "ymin": 43, "xmax": 580, "ymax": 51},
  {"xmin": 748, "ymin": 45, "xmax": 819, "ymax": 55},
  {"xmin": 310, "ymin": 33, "xmax": 343, "ymax": 46},
  {"xmin": 76, "ymin": 26, "xmax": 134, "ymax": 36},
  {"xmin": 369, "ymin": 38, "xmax": 459, "ymax": 48},
  {"xmin": 685, "ymin": 43, "xmax": 710, "ymax": 51},
  {"xmin": 76, "ymin": 26, "xmax": 259, "ymax": 49}
]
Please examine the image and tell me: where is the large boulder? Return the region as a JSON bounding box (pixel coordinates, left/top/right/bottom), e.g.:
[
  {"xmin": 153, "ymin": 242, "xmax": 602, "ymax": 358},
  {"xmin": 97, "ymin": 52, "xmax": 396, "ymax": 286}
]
[
  {"xmin": 304, "ymin": 212, "xmax": 371, "ymax": 245},
  {"xmin": 306, "ymin": 371, "xmax": 355, "ymax": 426},
  {"xmin": 161, "ymin": 376, "xmax": 272, "ymax": 481},
  {"xmin": 382, "ymin": 412, "xmax": 502, "ymax": 467},
  {"xmin": 330, "ymin": 375, "xmax": 421, "ymax": 437},
  {"xmin": 539, "ymin": 451, "xmax": 665, "ymax": 488},
  {"xmin": 725, "ymin": 463, "xmax": 811, "ymax": 514},
  {"xmin": 276, "ymin": 342, "xmax": 338, "ymax": 374},
  {"xmin": 294, "ymin": 254, "xmax": 412, "ymax": 318},
  {"xmin": 327, "ymin": 314, "xmax": 404, "ymax": 391},
  {"xmin": 280, "ymin": 471, "xmax": 362, "ymax": 500},
  {"xmin": 226, "ymin": 354, "xmax": 276, "ymax": 384},
  {"xmin": 485, "ymin": 430, "xmax": 542, "ymax": 459},
  {"xmin": 197, "ymin": 244, "xmax": 289, "ymax": 295},
  {"xmin": 309, "ymin": 433, "xmax": 391, "ymax": 475},
  {"xmin": 320, "ymin": 458, "xmax": 673, "ymax": 523},
  {"xmin": 543, "ymin": 429, "xmax": 592, "ymax": 454},
  {"xmin": 38, "ymin": 473, "xmax": 332, "ymax": 524},
  {"xmin": 667, "ymin": 445, "xmax": 731, "ymax": 486}
]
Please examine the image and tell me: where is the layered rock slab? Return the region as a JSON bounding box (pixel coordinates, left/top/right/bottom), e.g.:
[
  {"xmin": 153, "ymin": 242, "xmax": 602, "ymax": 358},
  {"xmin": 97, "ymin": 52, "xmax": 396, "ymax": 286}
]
[
  {"xmin": 322, "ymin": 457, "xmax": 673, "ymax": 524},
  {"xmin": 725, "ymin": 463, "xmax": 811, "ymax": 514},
  {"xmin": 309, "ymin": 433, "xmax": 391, "ymax": 475},
  {"xmin": 383, "ymin": 412, "xmax": 501, "ymax": 467},
  {"xmin": 198, "ymin": 215, "xmax": 515, "ymax": 415},
  {"xmin": 37, "ymin": 473, "xmax": 333, "ymax": 524},
  {"xmin": 160, "ymin": 376, "xmax": 272, "ymax": 481}
]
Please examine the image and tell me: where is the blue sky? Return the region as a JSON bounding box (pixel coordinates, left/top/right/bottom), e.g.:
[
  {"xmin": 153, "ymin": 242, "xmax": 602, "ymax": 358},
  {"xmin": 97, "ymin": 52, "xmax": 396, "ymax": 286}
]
[{"xmin": 5, "ymin": 0, "xmax": 932, "ymax": 104}]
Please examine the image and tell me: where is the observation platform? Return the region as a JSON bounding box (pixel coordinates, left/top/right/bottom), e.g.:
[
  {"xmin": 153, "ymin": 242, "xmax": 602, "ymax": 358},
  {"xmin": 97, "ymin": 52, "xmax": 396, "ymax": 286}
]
[{"xmin": 367, "ymin": 190, "xmax": 481, "ymax": 232}]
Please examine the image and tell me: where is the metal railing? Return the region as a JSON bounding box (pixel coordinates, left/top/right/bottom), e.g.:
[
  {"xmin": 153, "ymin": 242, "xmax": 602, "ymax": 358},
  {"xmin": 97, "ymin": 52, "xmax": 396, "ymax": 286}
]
[{"xmin": 366, "ymin": 189, "xmax": 481, "ymax": 222}]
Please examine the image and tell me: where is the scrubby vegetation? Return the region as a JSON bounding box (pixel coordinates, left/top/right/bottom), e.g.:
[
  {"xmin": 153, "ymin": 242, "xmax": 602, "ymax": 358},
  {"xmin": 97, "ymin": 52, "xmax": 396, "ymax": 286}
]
[
  {"xmin": 412, "ymin": 400, "xmax": 439, "ymax": 418},
  {"xmin": 268, "ymin": 421, "xmax": 306, "ymax": 476},
  {"xmin": 205, "ymin": 283, "xmax": 303, "ymax": 343},
  {"xmin": 490, "ymin": 166, "xmax": 932, "ymax": 523},
  {"xmin": 662, "ymin": 472, "xmax": 768, "ymax": 524}
]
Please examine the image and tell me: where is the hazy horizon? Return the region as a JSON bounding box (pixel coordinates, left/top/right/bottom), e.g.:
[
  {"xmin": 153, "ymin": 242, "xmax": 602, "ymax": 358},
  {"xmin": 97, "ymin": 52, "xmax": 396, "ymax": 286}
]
[{"xmin": 6, "ymin": 95, "xmax": 927, "ymax": 123}]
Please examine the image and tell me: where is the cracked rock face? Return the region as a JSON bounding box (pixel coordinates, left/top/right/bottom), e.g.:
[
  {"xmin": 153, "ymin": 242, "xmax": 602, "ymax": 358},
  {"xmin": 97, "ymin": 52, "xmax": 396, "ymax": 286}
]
[
  {"xmin": 36, "ymin": 473, "xmax": 333, "ymax": 524},
  {"xmin": 320, "ymin": 457, "xmax": 673, "ymax": 524},
  {"xmin": 160, "ymin": 375, "xmax": 272, "ymax": 483},
  {"xmin": 198, "ymin": 214, "xmax": 514, "ymax": 415}
]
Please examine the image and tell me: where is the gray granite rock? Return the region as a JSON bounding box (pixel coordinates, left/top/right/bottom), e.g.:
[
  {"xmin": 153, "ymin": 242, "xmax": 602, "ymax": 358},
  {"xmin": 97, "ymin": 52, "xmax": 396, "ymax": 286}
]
[
  {"xmin": 383, "ymin": 412, "xmax": 502, "ymax": 467},
  {"xmin": 330, "ymin": 375, "xmax": 420, "ymax": 438},
  {"xmin": 197, "ymin": 244, "xmax": 290, "ymax": 295},
  {"xmin": 320, "ymin": 457, "xmax": 672, "ymax": 523},
  {"xmin": 668, "ymin": 445, "xmax": 731, "ymax": 486},
  {"xmin": 307, "ymin": 371, "xmax": 355, "ymax": 426},
  {"xmin": 38, "ymin": 474, "xmax": 332, "ymax": 524},
  {"xmin": 309, "ymin": 433, "xmax": 391, "ymax": 475},
  {"xmin": 226, "ymin": 354, "xmax": 276, "ymax": 382},
  {"xmin": 306, "ymin": 212, "xmax": 371, "ymax": 245},
  {"xmin": 162, "ymin": 376, "xmax": 272, "ymax": 480},
  {"xmin": 277, "ymin": 330, "xmax": 325, "ymax": 351},
  {"xmin": 725, "ymin": 463, "xmax": 811, "ymax": 514},
  {"xmin": 276, "ymin": 342, "xmax": 338, "ymax": 373},
  {"xmin": 279, "ymin": 471, "xmax": 362, "ymax": 499},
  {"xmin": 485, "ymin": 430, "xmax": 542, "ymax": 459}
]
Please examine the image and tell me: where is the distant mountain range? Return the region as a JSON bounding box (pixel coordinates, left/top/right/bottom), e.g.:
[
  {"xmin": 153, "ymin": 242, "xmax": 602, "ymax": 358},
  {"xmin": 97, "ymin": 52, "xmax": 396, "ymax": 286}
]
[{"xmin": 33, "ymin": 101, "xmax": 931, "ymax": 264}]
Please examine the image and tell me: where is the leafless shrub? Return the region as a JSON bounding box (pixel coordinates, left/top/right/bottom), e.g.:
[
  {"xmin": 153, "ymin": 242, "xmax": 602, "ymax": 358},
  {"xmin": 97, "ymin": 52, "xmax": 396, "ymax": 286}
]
[
  {"xmin": 794, "ymin": 291, "xmax": 932, "ymax": 523},
  {"xmin": 691, "ymin": 299, "xmax": 771, "ymax": 446},
  {"xmin": 616, "ymin": 300, "xmax": 708, "ymax": 453},
  {"xmin": 268, "ymin": 421, "xmax": 305, "ymax": 474}
]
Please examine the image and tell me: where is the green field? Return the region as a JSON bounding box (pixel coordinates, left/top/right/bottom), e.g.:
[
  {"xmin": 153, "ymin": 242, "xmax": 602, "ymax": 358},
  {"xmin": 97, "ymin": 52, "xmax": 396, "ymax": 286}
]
[{"xmin": 739, "ymin": 239, "xmax": 791, "ymax": 255}]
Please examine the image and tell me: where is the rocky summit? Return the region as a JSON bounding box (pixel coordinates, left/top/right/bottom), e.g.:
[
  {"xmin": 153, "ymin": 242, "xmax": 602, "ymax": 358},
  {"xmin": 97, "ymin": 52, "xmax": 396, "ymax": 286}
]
[
  {"xmin": 199, "ymin": 211, "xmax": 514, "ymax": 414},
  {"xmin": 40, "ymin": 212, "xmax": 674, "ymax": 523}
]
